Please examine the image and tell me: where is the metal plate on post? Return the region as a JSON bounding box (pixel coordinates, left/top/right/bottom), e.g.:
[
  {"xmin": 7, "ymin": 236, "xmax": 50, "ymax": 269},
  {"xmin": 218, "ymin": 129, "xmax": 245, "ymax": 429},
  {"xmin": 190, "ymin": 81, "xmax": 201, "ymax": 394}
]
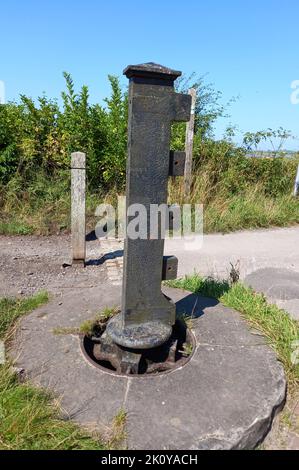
[
  {"xmin": 162, "ymin": 256, "xmax": 178, "ymax": 281},
  {"xmin": 169, "ymin": 151, "xmax": 186, "ymax": 176}
]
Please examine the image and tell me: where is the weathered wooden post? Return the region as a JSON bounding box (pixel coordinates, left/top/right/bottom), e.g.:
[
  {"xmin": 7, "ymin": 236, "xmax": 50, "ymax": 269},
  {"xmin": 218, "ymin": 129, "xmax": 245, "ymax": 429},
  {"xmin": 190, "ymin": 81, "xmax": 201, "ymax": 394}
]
[
  {"xmin": 0, "ymin": 340, "xmax": 5, "ymax": 365},
  {"xmin": 98, "ymin": 63, "xmax": 191, "ymax": 373},
  {"xmin": 71, "ymin": 151, "xmax": 86, "ymax": 265},
  {"xmin": 294, "ymin": 164, "xmax": 299, "ymax": 197},
  {"xmin": 184, "ymin": 88, "xmax": 196, "ymax": 198}
]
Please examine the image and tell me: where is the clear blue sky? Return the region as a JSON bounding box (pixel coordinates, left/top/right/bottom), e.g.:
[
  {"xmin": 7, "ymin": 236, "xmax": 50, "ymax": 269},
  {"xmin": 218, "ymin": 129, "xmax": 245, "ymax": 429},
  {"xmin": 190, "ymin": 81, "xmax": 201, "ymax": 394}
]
[{"xmin": 1, "ymin": 0, "xmax": 299, "ymax": 149}]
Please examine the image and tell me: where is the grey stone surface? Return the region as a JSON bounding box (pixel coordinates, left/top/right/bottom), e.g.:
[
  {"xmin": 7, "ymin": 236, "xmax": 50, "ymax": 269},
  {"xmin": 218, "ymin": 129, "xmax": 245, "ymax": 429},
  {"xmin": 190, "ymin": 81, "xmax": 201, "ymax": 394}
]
[
  {"xmin": 10, "ymin": 286, "xmax": 286, "ymax": 450},
  {"xmin": 245, "ymin": 267, "xmax": 299, "ymax": 320}
]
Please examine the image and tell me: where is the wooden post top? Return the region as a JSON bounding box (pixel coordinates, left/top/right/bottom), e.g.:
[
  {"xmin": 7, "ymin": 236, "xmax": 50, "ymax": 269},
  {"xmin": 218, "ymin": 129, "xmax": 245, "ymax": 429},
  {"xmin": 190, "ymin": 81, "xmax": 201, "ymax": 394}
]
[{"xmin": 71, "ymin": 152, "xmax": 86, "ymax": 169}]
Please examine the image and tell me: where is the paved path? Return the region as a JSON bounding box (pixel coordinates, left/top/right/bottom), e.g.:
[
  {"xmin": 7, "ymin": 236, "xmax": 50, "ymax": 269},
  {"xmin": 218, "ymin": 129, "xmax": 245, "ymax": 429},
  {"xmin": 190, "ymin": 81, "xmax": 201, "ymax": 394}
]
[
  {"xmin": 165, "ymin": 226, "xmax": 299, "ymax": 280},
  {"xmin": 169, "ymin": 226, "xmax": 299, "ymax": 322},
  {"xmin": 1, "ymin": 225, "xmax": 299, "ymax": 298}
]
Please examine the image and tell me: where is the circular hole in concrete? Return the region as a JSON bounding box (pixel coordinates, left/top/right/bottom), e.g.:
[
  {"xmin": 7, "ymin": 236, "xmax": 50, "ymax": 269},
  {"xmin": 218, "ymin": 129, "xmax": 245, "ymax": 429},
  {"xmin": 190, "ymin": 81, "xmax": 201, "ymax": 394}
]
[{"xmin": 81, "ymin": 319, "xmax": 196, "ymax": 377}]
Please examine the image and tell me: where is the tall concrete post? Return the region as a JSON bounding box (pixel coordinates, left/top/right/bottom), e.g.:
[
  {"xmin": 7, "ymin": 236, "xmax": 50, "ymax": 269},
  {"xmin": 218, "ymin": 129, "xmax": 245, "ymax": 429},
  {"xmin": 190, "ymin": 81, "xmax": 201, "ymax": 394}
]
[
  {"xmin": 107, "ymin": 63, "xmax": 191, "ymax": 351},
  {"xmin": 71, "ymin": 151, "xmax": 86, "ymax": 266}
]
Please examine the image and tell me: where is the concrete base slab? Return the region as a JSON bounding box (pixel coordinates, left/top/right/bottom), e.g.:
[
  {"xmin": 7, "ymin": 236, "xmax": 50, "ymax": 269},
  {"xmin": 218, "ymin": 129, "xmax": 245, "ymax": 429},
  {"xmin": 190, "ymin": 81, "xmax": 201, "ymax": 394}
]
[
  {"xmin": 10, "ymin": 284, "xmax": 286, "ymax": 450},
  {"xmin": 245, "ymin": 267, "xmax": 299, "ymax": 321}
]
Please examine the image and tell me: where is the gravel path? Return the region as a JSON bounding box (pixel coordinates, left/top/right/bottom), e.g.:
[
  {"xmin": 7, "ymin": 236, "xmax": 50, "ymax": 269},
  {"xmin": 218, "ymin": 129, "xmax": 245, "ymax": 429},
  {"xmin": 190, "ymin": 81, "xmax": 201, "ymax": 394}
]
[{"xmin": 1, "ymin": 225, "xmax": 299, "ymax": 297}]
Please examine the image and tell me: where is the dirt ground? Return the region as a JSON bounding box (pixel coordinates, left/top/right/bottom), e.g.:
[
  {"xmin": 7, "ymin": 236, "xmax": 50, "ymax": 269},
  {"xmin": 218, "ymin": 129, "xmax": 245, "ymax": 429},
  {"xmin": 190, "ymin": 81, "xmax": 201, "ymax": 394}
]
[{"xmin": 0, "ymin": 234, "xmax": 123, "ymax": 298}]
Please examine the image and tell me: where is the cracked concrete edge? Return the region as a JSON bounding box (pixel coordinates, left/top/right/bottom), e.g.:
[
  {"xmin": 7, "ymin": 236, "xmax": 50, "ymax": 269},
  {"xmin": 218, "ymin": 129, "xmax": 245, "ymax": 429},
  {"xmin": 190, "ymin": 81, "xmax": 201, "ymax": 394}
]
[
  {"xmin": 192, "ymin": 321, "xmax": 288, "ymax": 450},
  {"xmin": 123, "ymin": 340, "xmax": 287, "ymax": 450},
  {"xmin": 207, "ymin": 377, "xmax": 287, "ymax": 450}
]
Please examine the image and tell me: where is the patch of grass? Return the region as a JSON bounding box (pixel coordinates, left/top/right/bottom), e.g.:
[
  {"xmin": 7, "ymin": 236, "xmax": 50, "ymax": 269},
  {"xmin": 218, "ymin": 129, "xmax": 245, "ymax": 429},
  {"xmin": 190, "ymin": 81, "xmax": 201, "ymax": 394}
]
[
  {"xmin": 0, "ymin": 220, "xmax": 34, "ymax": 235},
  {"xmin": 203, "ymin": 192, "xmax": 299, "ymax": 234},
  {"xmin": 166, "ymin": 275, "xmax": 230, "ymax": 299},
  {"xmin": 1, "ymin": 160, "xmax": 299, "ymax": 237},
  {"xmin": 0, "ymin": 291, "xmax": 49, "ymax": 339},
  {"xmin": 0, "ymin": 364, "xmax": 104, "ymax": 450},
  {"xmin": 0, "ymin": 292, "xmax": 106, "ymax": 450},
  {"xmin": 180, "ymin": 343, "xmax": 193, "ymax": 357},
  {"xmin": 52, "ymin": 307, "xmax": 119, "ymax": 337},
  {"xmin": 101, "ymin": 307, "xmax": 119, "ymax": 321},
  {"xmin": 106, "ymin": 409, "xmax": 127, "ymax": 450},
  {"xmin": 79, "ymin": 307, "xmax": 119, "ymax": 337},
  {"xmin": 170, "ymin": 274, "xmax": 299, "ymax": 387},
  {"xmin": 169, "ymin": 176, "xmax": 299, "ymax": 234},
  {"xmin": 176, "ymin": 312, "xmax": 194, "ymax": 330},
  {"xmin": 2, "ymin": 189, "xmax": 299, "ymax": 237},
  {"xmin": 79, "ymin": 320, "xmax": 95, "ymax": 336},
  {"xmin": 0, "ymin": 172, "xmax": 113, "ymax": 236}
]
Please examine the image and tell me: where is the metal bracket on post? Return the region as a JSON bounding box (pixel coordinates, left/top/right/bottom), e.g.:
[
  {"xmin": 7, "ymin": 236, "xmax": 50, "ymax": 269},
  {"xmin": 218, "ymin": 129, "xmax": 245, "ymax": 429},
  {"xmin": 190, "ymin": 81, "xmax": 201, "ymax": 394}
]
[
  {"xmin": 106, "ymin": 63, "xmax": 191, "ymax": 355},
  {"xmin": 169, "ymin": 151, "xmax": 186, "ymax": 176},
  {"xmin": 71, "ymin": 152, "xmax": 86, "ymax": 266},
  {"xmin": 162, "ymin": 256, "xmax": 178, "ymax": 281}
]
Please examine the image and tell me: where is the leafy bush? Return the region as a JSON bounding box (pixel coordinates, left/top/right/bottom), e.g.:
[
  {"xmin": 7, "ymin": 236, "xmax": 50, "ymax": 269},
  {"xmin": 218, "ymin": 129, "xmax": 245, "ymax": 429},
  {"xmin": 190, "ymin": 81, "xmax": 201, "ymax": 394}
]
[
  {"xmin": 192, "ymin": 139, "xmax": 298, "ymax": 200},
  {"xmin": 0, "ymin": 71, "xmax": 298, "ymax": 235},
  {"xmin": 0, "ymin": 73, "xmax": 128, "ymax": 192}
]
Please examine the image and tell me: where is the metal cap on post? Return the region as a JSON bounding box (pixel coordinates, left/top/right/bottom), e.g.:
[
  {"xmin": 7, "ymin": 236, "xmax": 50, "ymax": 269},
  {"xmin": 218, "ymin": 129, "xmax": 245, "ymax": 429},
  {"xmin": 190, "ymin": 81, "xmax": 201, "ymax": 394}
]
[
  {"xmin": 105, "ymin": 63, "xmax": 191, "ymax": 358},
  {"xmin": 123, "ymin": 62, "xmax": 182, "ymax": 82}
]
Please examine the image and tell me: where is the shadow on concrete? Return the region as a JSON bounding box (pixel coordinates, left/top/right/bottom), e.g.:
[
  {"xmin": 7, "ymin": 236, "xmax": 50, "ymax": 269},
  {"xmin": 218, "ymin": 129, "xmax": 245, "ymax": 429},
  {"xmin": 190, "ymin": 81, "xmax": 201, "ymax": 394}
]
[
  {"xmin": 175, "ymin": 293, "xmax": 219, "ymax": 319},
  {"xmin": 86, "ymin": 230, "xmax": 97, "ymax": 242},
  {"xmin": 85, "ymin": 257, "xmax": 106, "ymax": 266},
  {"xmin": 85, "ymin": 249, "xmax": 124, "ymax": 267},
  {"xmin": 105, "ymin": 250, "xmax": 124, "ymax": 260}
]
